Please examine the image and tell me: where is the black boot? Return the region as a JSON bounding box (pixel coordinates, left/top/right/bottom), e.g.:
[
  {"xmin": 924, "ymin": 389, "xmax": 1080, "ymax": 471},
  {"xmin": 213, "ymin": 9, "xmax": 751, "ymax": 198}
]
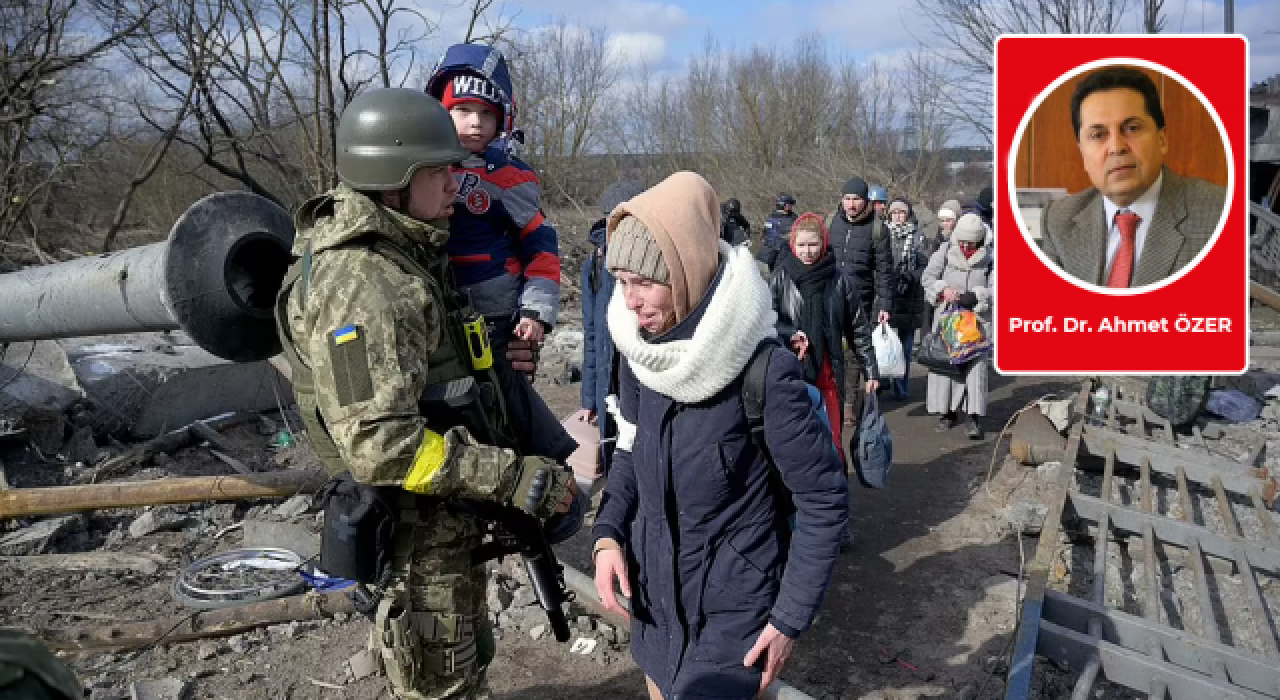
[
  {"xmin": 936, "ymin": 411, "xmax": 956, "ymax": 431},
  {"xmin": 965, "ymin": 414, "xmax": 984, "ymax": 440}
]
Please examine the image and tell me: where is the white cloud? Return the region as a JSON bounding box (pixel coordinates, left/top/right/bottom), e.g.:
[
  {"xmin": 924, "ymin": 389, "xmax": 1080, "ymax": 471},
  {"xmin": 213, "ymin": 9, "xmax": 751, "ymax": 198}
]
[
  {"xmin": 805, "ymin": 0, "xmax": 930, "ymax": 58},
  {"xmin": 502, "ymin": 0, "xmax": 695, "ymax": 34},
  {"xmin": 607, "ymin": 32, "xmax": 669, "ymax": 68},
  {"xmin": 610, "ymin": 2, "xmax": 693, "ymax": 32}
]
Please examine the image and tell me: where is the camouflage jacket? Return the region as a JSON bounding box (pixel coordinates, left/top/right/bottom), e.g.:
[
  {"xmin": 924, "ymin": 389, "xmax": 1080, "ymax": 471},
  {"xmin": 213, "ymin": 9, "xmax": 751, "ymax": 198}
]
[{"xmin": 281, "ymin": 185, "xmax": 523, "ymax": 499}]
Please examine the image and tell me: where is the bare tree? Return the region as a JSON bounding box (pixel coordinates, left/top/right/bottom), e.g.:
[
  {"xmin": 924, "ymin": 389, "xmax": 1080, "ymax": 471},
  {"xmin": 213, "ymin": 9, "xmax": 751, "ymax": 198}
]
[
  {"xmin": 461, "ymin": 0, "xmax": 517, "ymax": 45},
  {"xmin": 120, "ymin": 0, "xmax": 475, "ymax": 211},
  {"xmin": 101, "ymin": 79, "xmax": 198, "ymax": 251},
  {"xmin": 1, "ymin": 0, "xmax": 155, "ymax": 257},
  {"xmin": 602, "ymin": 36, "xmax": 955, "ymax": 226},
  {"xmin": 914, "ymin": 0, "xmax": 1130, "ymax": 146},
  {"xmin": 507, "ymin": 21, "xmax": 620, "ymax": 203},
  {"xmin": 1143, "ymin": 0, "xmax": 1167, "ymax": 32},
  {"xmin": 340, "ymin": 0, "xmax": 435, "ymax": 89}
]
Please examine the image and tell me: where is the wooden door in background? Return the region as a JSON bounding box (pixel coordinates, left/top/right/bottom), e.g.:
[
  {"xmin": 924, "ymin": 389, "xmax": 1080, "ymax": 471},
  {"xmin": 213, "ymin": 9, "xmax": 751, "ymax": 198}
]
[{"xmin": 1013, "ymin": 66, "xmax": 1228, "ymax": 192}]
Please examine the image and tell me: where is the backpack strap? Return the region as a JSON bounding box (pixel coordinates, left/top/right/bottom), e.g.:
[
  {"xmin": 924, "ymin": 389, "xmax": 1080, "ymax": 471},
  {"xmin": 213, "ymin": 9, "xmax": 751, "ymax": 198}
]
[
  {"xmin": 742, "ymin": 338, "xmax": 778, "ymax": 461},
  {"xmin": 741, "ymin": 338, "xmax": 800, "ymax": 519}
]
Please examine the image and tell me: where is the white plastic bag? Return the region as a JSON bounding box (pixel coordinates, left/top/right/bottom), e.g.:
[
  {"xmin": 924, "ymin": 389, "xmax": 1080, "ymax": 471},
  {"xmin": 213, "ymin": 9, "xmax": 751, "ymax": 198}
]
[{"xmin": 872, "ymin": 321, "xmax": 906, "ymax": 378}]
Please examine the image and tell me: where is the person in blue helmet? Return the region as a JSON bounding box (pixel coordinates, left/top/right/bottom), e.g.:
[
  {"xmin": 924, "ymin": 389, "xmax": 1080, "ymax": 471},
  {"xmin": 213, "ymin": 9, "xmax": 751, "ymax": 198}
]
[
  {"xmin": 425, "ymin": 44, "xmax": 561, "ymax": 375},
  {"xmin": 868, "ymin": 184, "xmax": 889, "ymax": 220}
]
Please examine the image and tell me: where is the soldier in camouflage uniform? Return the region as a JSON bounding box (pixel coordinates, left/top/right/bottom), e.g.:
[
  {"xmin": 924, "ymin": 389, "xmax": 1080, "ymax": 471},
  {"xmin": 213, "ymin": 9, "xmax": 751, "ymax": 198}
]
[{"xmin": 274, "ymin": 88, "xmax": 576, "ymax": 700}]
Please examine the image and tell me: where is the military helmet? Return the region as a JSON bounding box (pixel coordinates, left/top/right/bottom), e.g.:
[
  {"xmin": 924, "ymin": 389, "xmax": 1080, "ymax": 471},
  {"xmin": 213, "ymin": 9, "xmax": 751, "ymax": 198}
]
[
  {"xmin": 868, "ymin": 185, "xmax": 889, "ymax": 202},
  {"xmin": 336, "ymin": 88, "xmax": 470, "ymax": 191}
]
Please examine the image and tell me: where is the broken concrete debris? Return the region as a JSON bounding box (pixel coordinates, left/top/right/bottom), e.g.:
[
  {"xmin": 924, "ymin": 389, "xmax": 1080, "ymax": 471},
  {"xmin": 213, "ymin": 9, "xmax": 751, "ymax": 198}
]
[
  {"xmin": 270, "ymin": 494, "xmax": 312, "ymax": 519},
  {"xmin": 0, "ymin": 514, "xmax": 84, "ymax": 555},
  {"xmin": 1, "ymin": 332, "xmax": 293, "ymax": 462},
  {"xmin": 0, "ymin": 340, "xmax": 84, "ymax": 454},
  {"xmin": 127, "ymin": 507, "xmax": 192, "ymax": 538},
  {"xmin": 127, "ymin": 677, "xmax": 186, "ymax": 700},
  {"xmin": 240, "ymin": 519, "xmax": 320, "ymax": 561},
  {"xmin": 62, "ymin": 333, "xmax": 289, "ymax": 439}
]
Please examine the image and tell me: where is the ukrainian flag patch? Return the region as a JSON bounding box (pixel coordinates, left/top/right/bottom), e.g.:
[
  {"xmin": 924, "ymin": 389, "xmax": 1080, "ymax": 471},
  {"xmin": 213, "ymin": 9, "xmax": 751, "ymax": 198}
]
[
  {"xmin": 328, "ymin": 323, "xmax": 373, "ymax": 406},
  {"xmin": 333, "ymin": 324, "xmax": 359, "ymax": 345}
]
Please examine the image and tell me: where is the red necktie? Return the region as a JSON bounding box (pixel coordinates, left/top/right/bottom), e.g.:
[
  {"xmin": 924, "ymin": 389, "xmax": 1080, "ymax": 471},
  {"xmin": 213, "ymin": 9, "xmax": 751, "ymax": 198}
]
[{"xmin": 1106, "ymin": 210, "xmax": 1141, "ymax": 288}]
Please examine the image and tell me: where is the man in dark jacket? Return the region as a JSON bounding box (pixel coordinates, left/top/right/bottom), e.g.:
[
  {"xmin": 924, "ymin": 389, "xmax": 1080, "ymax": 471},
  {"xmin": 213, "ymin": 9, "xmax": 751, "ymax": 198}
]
[
  {"xmin": 828, "ymin": 176, "xmax": 894, "ymax": 420},
  {"xmin": 720, "ymin": 198, "xmax": 751, "ymax": 246},
  {"xmin": 829, "ymin": 177, "xmax": 894, "ymax": 323},
  {"xmin": 758, "ymin": 193, "xmax": 797, "ymax": 269}
]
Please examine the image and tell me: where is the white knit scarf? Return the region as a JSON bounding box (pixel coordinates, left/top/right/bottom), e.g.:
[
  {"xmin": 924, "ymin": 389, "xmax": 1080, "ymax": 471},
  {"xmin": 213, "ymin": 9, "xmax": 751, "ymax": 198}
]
[{"xmin": 607, "ymin": 241, "xmax": 777, "ymax": 403}]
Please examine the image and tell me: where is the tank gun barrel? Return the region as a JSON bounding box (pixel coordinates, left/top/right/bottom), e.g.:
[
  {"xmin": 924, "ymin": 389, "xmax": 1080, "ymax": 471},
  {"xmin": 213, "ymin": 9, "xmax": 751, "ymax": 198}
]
[{"xmin": 0, "ymin": 192, "xmax": 294, "ymax": 363}]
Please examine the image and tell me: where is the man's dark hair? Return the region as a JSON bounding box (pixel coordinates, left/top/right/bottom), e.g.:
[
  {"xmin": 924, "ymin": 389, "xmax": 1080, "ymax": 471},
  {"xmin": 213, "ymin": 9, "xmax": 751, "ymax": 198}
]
[{"xmin": 1070, "ymin": 67, "xmax": 1165, "ymax": 139}]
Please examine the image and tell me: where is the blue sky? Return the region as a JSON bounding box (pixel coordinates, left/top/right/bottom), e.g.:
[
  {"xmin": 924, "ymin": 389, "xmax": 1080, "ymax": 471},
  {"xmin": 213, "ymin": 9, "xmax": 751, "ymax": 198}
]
[{"xmin": 422, "ymin": 0, "xmax": 1280, "ymax": 85}]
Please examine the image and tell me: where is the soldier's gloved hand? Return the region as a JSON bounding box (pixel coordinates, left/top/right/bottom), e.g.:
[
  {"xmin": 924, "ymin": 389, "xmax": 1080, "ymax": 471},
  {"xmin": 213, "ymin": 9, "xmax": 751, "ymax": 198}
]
[
  {"xmin": 509, "ymin": 456, "xmax": 575, "ymax": 519},
  {"xmin": 506, "ymin": 338, "xmax": 541, "ymax": 381},
  {"xmin": 543, "ymin": 478, "xmax": 586, "ymax": 545}
]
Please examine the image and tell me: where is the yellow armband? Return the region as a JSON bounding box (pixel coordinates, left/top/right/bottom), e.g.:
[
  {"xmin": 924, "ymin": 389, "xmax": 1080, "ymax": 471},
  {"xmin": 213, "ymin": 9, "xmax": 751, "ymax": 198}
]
[{"xmin": 403, "ymin": 429, "xmax": 448, "ymax": 493}]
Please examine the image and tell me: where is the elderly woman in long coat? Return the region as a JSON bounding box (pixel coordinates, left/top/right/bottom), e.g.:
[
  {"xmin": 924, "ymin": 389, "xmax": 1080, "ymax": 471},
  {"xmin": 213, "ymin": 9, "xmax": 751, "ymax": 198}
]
[
  {"xmin": 591, "ymin": 172, "xmax": 848, "ymax": 700},
  {"xmin": 922, "ymin": 213, "xmax": 992, "ymax": 439}
]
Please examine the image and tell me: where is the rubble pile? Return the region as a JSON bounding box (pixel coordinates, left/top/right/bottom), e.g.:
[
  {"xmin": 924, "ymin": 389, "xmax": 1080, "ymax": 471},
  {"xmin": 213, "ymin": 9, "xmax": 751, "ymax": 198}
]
[
  {"xmin": 0, "ymin": 388, "xmax": 627, "ymax": 699},
  {"xmin": 484, "ymin": 555, "xmax": 629, "ymax": 656}
]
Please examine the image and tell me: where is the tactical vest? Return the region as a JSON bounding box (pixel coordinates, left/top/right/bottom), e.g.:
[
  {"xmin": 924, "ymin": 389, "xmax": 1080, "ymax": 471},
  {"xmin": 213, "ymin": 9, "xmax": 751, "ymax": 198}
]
[{"xmin": 274, "ymin": 223, "xmax": 513, "ymax": 475}]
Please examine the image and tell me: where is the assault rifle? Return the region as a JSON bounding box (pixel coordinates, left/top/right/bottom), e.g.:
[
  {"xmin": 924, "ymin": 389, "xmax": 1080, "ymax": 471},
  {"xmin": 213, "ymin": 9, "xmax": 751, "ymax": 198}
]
[{"xmin": 459, "ymin": 498, "xmax": 574, "ymax": 642}]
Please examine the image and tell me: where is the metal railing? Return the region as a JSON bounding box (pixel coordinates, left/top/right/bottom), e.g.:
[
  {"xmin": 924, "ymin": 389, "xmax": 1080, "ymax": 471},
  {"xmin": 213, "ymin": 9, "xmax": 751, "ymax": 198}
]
[{"xmin": 1007, "ymin": 380, "xmax": 1280, "ymax": 699}]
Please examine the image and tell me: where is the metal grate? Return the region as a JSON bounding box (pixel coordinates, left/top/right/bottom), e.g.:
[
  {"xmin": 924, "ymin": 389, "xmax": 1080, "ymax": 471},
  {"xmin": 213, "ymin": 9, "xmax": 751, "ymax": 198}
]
[{"xmin": 1007, "ymin": 380, "xmax": 1280, "ymax": 699}]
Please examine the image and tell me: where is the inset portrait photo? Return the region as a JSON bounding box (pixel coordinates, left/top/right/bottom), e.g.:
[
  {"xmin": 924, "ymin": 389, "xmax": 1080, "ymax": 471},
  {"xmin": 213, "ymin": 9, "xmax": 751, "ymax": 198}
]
[
  {"xmin": 1013, "ymin": 62, "xmax": 1229, "ymax": 292},
  {"xmin": 993, "ymin": 36, "xmax": 1248, "ymax": 375}
]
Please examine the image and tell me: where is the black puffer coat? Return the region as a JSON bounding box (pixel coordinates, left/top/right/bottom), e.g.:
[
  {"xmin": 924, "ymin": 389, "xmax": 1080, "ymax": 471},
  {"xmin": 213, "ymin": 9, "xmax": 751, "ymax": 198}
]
[
  {"xmin": 769, "ymin": 265, "xmax": 880, "ymax": 418},
  {"xmin": 828, "ymin": 207, "xmax": 894, "ymax": 319}
]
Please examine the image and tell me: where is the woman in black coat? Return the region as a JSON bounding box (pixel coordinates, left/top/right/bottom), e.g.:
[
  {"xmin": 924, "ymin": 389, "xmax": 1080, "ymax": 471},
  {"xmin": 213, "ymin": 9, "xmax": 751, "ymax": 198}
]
[
  {"xmin": 769, "ymin": 213, "xmax": 880, "ymax": 459},
  {"xmin": 884, "ymin": 197, "xmax": 930, "ymax": 399}
]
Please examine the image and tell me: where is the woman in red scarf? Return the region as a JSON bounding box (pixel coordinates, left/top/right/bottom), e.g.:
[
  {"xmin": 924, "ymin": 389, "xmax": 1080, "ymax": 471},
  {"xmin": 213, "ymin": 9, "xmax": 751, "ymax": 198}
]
[{"xmin": 768, "ymin": 213, "xmax": 880, "ymax": 459}]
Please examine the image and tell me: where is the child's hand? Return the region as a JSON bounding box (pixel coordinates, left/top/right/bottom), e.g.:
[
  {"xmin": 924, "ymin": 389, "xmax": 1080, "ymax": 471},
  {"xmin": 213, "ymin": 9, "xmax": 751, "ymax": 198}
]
[
  {"xmin": 790, "ymin": 331, "xmax": 809, "ymax": 361},
  {"xmin": 514, "ymin": 317, "xmax": 546, "ymax": 343}
]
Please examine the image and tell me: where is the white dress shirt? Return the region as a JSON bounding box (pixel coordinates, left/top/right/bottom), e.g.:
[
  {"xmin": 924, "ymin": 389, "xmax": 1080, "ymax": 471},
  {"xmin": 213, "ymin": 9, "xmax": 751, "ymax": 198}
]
[{"xmin": 1102, "ymin": 171, "xmax": 1163, "ymax": 279}]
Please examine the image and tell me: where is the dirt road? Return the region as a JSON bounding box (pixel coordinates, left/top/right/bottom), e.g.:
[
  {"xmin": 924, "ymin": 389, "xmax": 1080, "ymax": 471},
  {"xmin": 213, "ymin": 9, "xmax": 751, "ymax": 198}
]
[{"xmin": 495, "ymin": 365, "xmax": 1075, "ymax": 700}]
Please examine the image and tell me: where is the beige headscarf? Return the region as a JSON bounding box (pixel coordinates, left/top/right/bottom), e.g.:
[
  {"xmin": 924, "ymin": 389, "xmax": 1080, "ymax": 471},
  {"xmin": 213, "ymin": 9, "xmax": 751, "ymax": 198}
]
[{"xmin": 605, "ymin": 171, "xmax": 721, "ymax": 323}]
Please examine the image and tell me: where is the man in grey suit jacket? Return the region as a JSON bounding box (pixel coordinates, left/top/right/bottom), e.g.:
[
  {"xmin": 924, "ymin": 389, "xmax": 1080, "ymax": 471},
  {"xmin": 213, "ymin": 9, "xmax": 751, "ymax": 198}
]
[{"xmin": 1039, "ymin": 66, "xmax": 1227, "ymax": 288}]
